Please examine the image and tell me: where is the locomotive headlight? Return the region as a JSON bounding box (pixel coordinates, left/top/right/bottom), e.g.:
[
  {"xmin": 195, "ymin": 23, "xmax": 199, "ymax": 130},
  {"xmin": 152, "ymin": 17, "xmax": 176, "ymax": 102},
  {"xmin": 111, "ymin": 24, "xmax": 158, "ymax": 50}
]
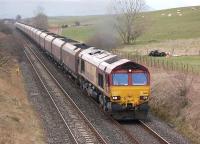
[
  {"xmin": 140, "ymin": 96, "xmax": 148, "ymax": 100},
  {"xmin": 112, "ymin": 96, "xmax": 120, "ymax": 100}
]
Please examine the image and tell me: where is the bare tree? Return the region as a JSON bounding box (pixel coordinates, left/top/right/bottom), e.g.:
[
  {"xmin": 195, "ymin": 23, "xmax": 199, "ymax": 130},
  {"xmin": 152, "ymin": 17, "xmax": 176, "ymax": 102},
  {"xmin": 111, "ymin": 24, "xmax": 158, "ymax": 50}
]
[
  {"xmin": 33, "ymin": 6, "xmax": 48, "ymax": 30},
  {"xmin": 16, "ymin": 14, "xmax": 22, "ymax": 22},
  {"xmin": 111, "ymin": 0, "xmax": 146, "ymax": 44}
]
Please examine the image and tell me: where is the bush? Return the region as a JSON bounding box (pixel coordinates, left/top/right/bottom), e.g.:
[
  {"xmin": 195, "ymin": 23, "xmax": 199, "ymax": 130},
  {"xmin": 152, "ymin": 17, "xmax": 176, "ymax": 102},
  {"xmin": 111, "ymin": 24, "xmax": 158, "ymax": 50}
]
[
  {"xmin": 74, "ymin": 21, "xmax": 80, "ymax": 26},
  {"xmin": 0, "ymin": 21, "xmax": 12, "ymax": 34}
]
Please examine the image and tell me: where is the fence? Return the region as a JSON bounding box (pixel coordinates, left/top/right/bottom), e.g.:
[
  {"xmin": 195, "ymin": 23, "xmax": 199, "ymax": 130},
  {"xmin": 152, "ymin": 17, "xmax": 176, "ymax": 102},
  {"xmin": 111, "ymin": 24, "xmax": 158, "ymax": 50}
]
[{"xmin": 112, "ymin": 51, "xmax": 200, "ymax": 75}]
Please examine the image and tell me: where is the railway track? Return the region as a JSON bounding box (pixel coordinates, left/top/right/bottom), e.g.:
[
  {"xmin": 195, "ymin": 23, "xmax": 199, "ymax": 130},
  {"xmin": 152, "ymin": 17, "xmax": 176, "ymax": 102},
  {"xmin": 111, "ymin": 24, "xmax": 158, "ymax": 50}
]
[
  {"xmin": 139, "ymin": 120, "xmax": 170, "ymax": 144},
  {"xmin": 121, "ymin": 120, "xmax": 170, "ymax": 144},
  {"xmin": 19, "ymin": 32, "xmax": 170, "ymax": 144},
  {"xmin": 23, "ymin": 40, "xmax": 107, "ymax": 144}
]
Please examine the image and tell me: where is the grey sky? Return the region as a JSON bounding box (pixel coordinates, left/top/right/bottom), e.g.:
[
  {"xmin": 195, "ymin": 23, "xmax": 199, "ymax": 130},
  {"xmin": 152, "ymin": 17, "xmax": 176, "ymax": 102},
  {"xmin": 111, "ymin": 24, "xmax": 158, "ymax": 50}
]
[{"xmin": 1, "ymin": 0, "xmax": 200, "ymax": 18}]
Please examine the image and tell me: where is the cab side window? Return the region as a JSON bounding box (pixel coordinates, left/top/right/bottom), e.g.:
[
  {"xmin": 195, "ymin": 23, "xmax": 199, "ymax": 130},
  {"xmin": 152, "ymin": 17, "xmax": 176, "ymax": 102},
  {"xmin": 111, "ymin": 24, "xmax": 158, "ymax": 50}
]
[
  {"xmin": 98, "ymin": 73, "xmax": 104, "ymax": 88},
  {"xmin": 81, "ymin": 60, "xmax": 85, "ymax": 73}
]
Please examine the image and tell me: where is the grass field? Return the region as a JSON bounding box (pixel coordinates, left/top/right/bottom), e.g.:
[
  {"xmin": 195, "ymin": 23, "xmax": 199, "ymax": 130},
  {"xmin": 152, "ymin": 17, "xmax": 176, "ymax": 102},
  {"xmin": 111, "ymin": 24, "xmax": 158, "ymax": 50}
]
[
  {"xmin": 155, "ymin": 56, "xmax": 200, "ymax": 66},
  {"xmin": 137, "ymin": 6, "xmax": 200, "ymax": 42},
  {"xmin": 49, "ymin": 6, "xmax": 200, "ymax": 44},
  {"xmin": 62, "ymin": 25, "xmax": 97, "ymax": 42},
  {"xmin": 49, "ymin": 15, "xmax": 109, "ymax": 26},
  {"xmin": 151, "ymin": 56, "xmax": 200, "ymax": 73}
]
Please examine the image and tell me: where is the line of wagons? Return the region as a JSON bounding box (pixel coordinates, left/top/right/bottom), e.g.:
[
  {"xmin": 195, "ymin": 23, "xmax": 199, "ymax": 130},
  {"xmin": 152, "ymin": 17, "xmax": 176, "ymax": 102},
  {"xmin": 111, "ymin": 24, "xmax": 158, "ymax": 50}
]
[{"xmin": 15, "ymin": 22, "xmax": 151, "ymax": 120}]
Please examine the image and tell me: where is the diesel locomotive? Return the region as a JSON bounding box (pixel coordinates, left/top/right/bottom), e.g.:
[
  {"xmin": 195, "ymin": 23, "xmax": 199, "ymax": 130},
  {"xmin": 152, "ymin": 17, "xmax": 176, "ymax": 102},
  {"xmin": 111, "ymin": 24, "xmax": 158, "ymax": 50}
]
[{"xmin": 15, "ymin": 22, "xmax": 150, "ymax": 120}]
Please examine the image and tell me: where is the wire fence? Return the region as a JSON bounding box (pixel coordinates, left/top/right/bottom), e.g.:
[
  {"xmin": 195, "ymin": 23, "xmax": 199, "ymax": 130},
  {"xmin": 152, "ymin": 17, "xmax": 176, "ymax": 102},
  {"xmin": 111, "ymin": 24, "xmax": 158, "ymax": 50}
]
[{"xmin": 112, "ymin": 50, "xmax": 200, "ymax": 75}]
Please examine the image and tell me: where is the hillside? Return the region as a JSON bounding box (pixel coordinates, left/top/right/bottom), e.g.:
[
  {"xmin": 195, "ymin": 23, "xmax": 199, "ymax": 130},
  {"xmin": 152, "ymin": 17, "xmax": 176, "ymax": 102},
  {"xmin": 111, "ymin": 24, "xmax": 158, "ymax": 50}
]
[
  {"xmin": 49, "ymin": 6, "xmax": 200, "ymax": 43},
  {"xmin": 139, "ymin": 6, "xmax": 200, "ymax": 43}
]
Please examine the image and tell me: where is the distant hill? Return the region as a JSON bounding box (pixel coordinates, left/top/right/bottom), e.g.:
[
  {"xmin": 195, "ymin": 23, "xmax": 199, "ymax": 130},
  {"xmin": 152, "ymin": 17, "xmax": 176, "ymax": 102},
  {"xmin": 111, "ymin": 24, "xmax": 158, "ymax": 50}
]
[
  {"xmin": 138, "ymin": 6, "xmax": 200, "ymax": 43},
  {"xmin": 49, "ymin": 6, "xmax": 200, "ymax": 43}
]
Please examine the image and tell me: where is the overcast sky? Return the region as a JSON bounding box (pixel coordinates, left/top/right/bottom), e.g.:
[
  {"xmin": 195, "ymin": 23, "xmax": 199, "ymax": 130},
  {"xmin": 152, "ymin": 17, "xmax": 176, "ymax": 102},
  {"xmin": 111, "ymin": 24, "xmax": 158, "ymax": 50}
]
[{"xmin": 1, "ymin": 0, "xmax": 200, "ymax": 18}]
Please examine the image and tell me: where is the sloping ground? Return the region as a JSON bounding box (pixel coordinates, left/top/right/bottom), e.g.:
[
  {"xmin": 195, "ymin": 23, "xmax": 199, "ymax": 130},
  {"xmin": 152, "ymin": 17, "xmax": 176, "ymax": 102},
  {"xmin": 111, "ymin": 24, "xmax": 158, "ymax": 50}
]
[
  {"xmin": 49, "ymin": 6, "xmax": 200, "ymax": 44},
  {"xmin": 0, "ymin": 33, "xmax": 44, "ymax": 144},
  {"xmin": 139, "ymin": 6, "xmax": 200, "ymax": 42},
  {"xmin": 150, "ymin": 68, "xmax": 200, "ymax": 144},
  {"xmin": 0, "ymin": 32, "xmax": 6, "ymax": 39}
]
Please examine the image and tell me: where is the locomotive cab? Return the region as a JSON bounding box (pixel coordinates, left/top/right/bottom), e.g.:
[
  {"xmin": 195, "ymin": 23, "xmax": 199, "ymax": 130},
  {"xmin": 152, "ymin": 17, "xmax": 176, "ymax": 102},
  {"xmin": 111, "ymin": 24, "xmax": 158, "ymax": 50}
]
[{"xmin": 107, "ymin": 62, "xmax": 150, "ymax": 120}]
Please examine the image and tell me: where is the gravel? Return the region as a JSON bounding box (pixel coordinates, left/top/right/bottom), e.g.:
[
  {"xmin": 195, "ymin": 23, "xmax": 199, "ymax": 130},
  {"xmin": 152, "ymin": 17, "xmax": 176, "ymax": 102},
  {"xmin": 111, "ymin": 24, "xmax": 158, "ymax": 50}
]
[
  {"xmin": 20, "ymin": 60, "xmax": 75, "ymax": 144},
  {"xmin": 121, "ymin": 121, "xmax": 161, "ymax": 144},
  {"xmin": 143, "ymin": 114, "xmax": 190, "ymax": 144}
]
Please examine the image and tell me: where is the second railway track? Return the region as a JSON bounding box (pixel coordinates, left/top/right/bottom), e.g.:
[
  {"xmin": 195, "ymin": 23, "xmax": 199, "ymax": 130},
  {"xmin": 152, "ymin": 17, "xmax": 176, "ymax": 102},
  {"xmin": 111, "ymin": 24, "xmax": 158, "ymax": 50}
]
[{"xmin": 23, "ymin": 41, "xmax": 107, "ymax": 144}]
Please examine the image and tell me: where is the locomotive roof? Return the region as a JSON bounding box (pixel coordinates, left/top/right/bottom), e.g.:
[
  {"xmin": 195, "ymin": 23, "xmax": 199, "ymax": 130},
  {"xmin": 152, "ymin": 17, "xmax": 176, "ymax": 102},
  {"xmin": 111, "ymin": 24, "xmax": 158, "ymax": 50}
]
[{"xmin": 79, "ymin": 48, "xmax": 131, "ymax": 73}]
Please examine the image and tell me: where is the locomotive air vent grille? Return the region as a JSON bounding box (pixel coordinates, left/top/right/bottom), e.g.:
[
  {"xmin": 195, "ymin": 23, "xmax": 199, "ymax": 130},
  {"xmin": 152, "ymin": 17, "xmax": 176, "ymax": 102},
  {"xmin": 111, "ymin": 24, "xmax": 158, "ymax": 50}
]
[
  {"xmin": 74, "ymin": 43, "xmax": 91, "ymax": 49},
  {"xmin": 105, "ymin": 56, "xmax": 121, "ymax": 64}
]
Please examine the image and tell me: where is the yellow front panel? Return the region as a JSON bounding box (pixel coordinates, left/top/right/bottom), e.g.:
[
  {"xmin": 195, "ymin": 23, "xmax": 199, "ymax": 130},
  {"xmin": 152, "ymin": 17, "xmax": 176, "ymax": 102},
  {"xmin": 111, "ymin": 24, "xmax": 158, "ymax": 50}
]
[{"xmin": 110, "ymin": 86, "xmax": 150, "ymax": 106}]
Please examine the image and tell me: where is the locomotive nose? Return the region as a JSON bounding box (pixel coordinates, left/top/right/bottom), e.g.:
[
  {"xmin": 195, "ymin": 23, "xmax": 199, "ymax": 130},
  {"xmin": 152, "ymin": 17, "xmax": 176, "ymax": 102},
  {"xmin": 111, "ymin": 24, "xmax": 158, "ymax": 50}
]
[{"xmin": 110, "ymin": 86, "xmax": 150, "ymax": 107}]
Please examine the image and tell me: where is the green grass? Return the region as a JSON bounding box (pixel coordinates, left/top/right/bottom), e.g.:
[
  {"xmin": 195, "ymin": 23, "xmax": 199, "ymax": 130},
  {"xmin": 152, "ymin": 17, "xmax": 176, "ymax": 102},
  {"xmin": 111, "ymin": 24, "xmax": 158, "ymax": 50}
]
[
  {"xmin": 154, "ymin": 56, "xmax": 200, "ymax": 66},
  {"xmin": 61, "ymin": 26, "xmax": 97, "ymax": 42},
  {"xmin": 151, "ymin": 56, "xmax": 200, "ymax": 73},
  {"xmin": 49, "ymin": 6, "xmax": 200, "ymax": 44},
  {"xmin": 146, "ymin": 56, "xmax": 200, "ymax": 73},
  {"xmin": 49, "ymin": 15, "xmax": 110, "ymax": 26},
  {"xmin": 138, "ymin": 6, "xmax": 200, "ymax": 43}
]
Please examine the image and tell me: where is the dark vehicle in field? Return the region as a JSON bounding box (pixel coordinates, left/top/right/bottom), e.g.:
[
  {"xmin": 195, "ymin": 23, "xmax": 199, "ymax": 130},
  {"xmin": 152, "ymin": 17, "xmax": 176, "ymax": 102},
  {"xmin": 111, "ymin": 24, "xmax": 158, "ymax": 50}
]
[{"xmin": 149, "ymin": 50, "xmax": 167, "ymax": 57}]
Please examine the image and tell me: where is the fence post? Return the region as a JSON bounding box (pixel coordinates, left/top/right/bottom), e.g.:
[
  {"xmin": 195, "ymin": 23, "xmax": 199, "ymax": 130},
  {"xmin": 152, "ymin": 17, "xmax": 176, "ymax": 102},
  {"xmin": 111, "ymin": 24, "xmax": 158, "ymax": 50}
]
[
  {"xmin": 171, "ymin": 61, "xmax": 173, "ymax": 71},
  {"xmin": 167, "ymin": 60, "xmax": 169, "ymax": 70}
]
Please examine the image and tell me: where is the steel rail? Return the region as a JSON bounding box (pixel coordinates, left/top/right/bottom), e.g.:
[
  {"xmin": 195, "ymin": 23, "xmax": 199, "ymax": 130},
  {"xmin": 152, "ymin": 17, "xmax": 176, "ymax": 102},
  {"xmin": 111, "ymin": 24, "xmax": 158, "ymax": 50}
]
[
  {"xmin": 139, "ymin": 120, "xmax": 170, "ymax": 144},
  {"xmin": 24, "ymin": 49, "xmax": 79, "ymax": 144}
]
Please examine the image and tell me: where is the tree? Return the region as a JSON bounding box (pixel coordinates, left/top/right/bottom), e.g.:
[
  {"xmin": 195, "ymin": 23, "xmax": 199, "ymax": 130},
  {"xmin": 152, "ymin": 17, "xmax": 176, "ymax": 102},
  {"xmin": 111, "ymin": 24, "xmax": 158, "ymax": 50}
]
[
  {"xmin": 112, "ymin": 0, "xmax": 146, "ymax": 44},
  {"xmin": 33, "ymin": 6, "xmax": 48, "ymax": 30},
  {"xmin": 74, "ymin": 21, "xmax": 80, "ymax": 26},
  {"xmin": 16, "ymin": 15, "xmax": 22, "ymax": 22}
]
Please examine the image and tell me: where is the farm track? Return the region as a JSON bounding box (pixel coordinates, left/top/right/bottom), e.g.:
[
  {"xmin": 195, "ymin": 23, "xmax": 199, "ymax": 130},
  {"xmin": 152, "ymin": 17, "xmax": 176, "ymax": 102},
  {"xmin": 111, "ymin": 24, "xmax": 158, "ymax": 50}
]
[
  {"xmin": 23, "ymin": 40, "xmax": 107, "ymax": 144},
  {"xmin": 18, "ymin": 30, "xmax": 171, "ymax": 144}
]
